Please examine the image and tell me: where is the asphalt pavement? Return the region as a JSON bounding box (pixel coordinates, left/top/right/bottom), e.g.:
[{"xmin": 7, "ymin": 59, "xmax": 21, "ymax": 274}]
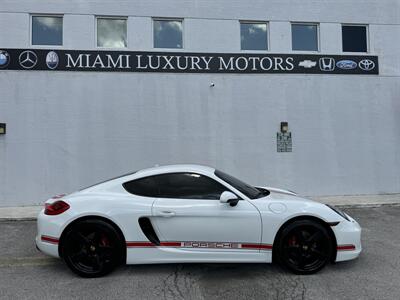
[{"xmin": 0, "ymin": 206, "xmax": 399, "ymax": 300}]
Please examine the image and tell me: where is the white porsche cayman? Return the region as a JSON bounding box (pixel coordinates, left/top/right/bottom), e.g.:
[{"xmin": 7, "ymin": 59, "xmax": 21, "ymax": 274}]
[{"xmin": 36, "ymin": 164, "xmax": 361, "ymax": 277}]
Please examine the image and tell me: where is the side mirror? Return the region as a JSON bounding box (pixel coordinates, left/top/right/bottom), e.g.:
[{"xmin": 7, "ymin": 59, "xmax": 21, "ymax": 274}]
[{"xmin": 219, "ymin": 191, "xmax": 239, "ymax": 207}]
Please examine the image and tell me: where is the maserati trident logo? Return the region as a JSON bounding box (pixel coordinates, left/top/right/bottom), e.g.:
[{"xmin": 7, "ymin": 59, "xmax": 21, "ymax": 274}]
[
  {"xmin": 298, "ymin": 60, "xmax": 316, "ymax": 68},
  {"xmin": 358, "ymin": 59, "xmax": 375, "ymax": 71},
  {"xmin": 46, "ymin": 51, "xmax": 59, "ymax": 69},
  {"xmin": 19, "ymin": 50, "xmax": 38, "ymax": 69},
  {"xmin": 319, "ymin": 57, "xmax": 335, "ymax": 71},
  {"xmin": 0, "ymin": 50, "xmax": 10, "ymax": 68}
]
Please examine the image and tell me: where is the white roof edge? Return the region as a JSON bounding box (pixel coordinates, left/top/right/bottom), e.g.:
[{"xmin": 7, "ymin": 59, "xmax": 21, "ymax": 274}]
[{"xmin": 136, "ymin": 164, "xmax": 216, "ymax": 175}]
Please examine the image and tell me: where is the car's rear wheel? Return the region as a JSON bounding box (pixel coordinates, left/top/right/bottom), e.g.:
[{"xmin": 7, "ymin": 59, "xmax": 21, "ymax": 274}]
[
  {"xmin": 61, "ymin": 219, "xmax": 124, "ymax": 277},
  {"xmin": 276, "ymin": 219, "xmax": 333, "ymax": 274}
]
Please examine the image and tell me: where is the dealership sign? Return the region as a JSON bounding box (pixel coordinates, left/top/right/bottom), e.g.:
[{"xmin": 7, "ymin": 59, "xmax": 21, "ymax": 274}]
[{"xmin": 0, "ymin": 48, "xmax": 378, "ymax": 74}]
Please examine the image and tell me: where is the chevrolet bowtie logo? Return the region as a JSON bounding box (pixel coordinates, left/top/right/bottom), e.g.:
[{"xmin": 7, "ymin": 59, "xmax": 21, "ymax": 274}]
[{"xmin": 298, "ymin": 60, "xmax": 317, "ymax": 68}]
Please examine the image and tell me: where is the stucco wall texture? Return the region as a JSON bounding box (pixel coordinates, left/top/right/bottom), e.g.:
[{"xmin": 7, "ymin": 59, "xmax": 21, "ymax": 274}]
[{"xmin": 0, "ymin": 0, "xmax": 399, "ymax": 206}]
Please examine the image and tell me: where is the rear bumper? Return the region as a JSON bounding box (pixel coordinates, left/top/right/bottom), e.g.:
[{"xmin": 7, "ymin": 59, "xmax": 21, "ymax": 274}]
[
  {"xmin": 35, "ymin": 234, "xmax": 60, "ymax": 258},
  {"xmin": 36, "ymin": 209, "xmax": 62, "ymax": 258},
  {"xmin": 332, "ymin": 214, "xmax": 362, "ymax": 262}
]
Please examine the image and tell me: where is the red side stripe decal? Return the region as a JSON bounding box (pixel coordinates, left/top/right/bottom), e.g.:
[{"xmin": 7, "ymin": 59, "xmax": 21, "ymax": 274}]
[
  {"xmin": 41, "ymin": 235, "xmax": 59, "ymax": 244},
  {"xmin": 126, "ymin": 241, "xmax": 272, "ymax": 250},
  {"xmin": 126, "ymin": 242, "xmax": 155, "ymax": 247},
  {"xmin": 160, "ymin": 242, "xmax": 182, "ymax": 247},
  {"xmin": 241, "ymin": 243, "xmax": 273, "ymax": 250},
  {"xmin": 337, "ymin": 244, "xmax": 356, "ymax": 251}
]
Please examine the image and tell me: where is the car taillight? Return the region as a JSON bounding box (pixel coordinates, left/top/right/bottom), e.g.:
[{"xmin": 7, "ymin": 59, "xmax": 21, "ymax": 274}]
[{"xmin": 44, "ymin": 200, "xmax": 70, "ymax": 215}]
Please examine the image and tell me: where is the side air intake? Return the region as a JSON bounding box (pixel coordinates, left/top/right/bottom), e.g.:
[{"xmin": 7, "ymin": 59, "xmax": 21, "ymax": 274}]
[{"xmin": 138, "ymin": 217, "xmax": 160, "ymax": 246}]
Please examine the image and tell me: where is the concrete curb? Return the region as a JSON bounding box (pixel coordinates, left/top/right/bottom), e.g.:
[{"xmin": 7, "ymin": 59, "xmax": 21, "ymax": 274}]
[{"xmin": 0, "ymin": 194, "xmax": 399, "ymax": 221}]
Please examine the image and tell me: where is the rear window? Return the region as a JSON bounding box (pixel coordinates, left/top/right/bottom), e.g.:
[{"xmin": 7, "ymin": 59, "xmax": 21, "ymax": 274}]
[
  {"xmin": 80, "ymin": 171, "xmax": 137, "ymax": 191},
  {"xmin": 123, "ymin": 176, "xmax": 159, "ymax": 197}
]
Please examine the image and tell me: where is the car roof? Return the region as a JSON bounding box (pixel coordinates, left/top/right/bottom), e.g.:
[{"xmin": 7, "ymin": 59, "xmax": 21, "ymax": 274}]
[{"xmin": 135, "ymin": 164, "xmax": 216, "ymax": 176}]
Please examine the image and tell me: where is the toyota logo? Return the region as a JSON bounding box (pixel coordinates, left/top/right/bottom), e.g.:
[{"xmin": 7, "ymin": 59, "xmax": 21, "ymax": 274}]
[
  {"xmin": 19, "ymin": 50, "xmax": 38, "ymax": 69},
  {"xmin": 358, "ymin": 59, "xmax": 375, "ymax": 71}
]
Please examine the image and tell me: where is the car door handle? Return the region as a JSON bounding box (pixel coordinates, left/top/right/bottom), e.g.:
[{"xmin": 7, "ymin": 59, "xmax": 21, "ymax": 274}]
[{"xmin": 155, "ymin": 211, "xmax": 176, "ymax": 217}]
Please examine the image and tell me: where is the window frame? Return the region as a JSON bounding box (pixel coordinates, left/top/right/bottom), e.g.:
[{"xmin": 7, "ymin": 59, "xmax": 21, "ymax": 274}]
[
  {"xmin": 290, "ymin": 22, "xmax": 320, "ymax": 52},
  {"xmin": 95, "ymin": 15, "xmax": 128, "ymax": 49},
  {"xmin": 30, "ymin": 14, "xmax": 64, "ymax": 47},
  {"xmin": 341, "ymin": 23, "xmax": 369, "ymax": 53},
  {"xmin": 239, "ymin": 20, "xmax": 269, "ymax": 52},
  {"xmin": 123, "ymin": 172, "xmax": 239, "ymax": 200},
  {"xmin": 152, "ymin": 17, "xmax": 184, "ymax": 50}
]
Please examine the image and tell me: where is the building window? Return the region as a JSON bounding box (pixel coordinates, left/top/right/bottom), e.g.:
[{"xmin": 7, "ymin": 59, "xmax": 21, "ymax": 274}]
[
  {"xmin": 31, "ymin": 16, "xmax": 63, "ymax": 46},
  {"xmin": 153, "ymin": 19, "xmax": 183, "ymax": 49},
  {"xmin": 291, "ymin": 23, "xmax": 319, "ymax": 51},
  {"xmin": 240, "ymin": 22, "xmax": 268, "ymax": 50},
  {"xmin": 342, "ymin": 25, "xmax": 368, "ymax": 52},
  {"xmin": 97, "ymin": 17, "xmax": 127, "ymax": 48}
]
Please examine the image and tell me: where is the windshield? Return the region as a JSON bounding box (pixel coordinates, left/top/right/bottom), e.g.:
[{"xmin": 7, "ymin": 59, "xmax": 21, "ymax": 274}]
[{"xmin": 214, "ymin": 170, "xmax": 269, "ymax": 199}]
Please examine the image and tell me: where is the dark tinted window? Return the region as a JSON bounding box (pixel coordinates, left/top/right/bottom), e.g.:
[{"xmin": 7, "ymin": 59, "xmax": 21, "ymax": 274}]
[
  {"xmin": 156, "ymin": 173, "xmax": 227, "ymax": 199},
  {"xmin": 123, "ymin": 173, "xmax": 228, "ymax": 199},
  {"xmin": 123, "ymin": 176, "xmax": 159, "ymax": 197},
  {"xmin": 215, "ymin": 170, "xmax": 269, "ymax": 199},
  {"xmin": 342, "ymin": 25, "xmax": 367, "ymax": 52}
]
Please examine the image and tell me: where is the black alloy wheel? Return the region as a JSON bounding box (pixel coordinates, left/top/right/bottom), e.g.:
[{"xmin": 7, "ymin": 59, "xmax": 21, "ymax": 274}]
[
  {"xmin": 276, "ymin": 220, "xmax": 333, "ymax": 274},
  {"xmin": 61, "ymin": 219, "xmax": 124, "ymax": 277}
]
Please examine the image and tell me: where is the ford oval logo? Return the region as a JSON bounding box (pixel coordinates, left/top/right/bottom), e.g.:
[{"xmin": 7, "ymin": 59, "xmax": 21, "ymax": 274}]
[{"xmin": 336, "ymin": 60, "xmax": 357, "ymax": 70}]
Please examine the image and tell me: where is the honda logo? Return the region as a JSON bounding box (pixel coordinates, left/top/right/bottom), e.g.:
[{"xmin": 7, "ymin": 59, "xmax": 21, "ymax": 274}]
[{"xmin": 319, "ymin": 58, "xmax": 335, "ymax": 71}]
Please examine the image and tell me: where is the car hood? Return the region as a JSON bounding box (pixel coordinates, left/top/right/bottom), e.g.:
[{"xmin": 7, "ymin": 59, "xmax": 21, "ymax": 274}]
[
  {"xmin": 258, "ymin": 186, "xmax": 297, "ymax": 196},
  {"xmin": 256, "ymin": 186, "xmax": 318, "ymax": 204}
]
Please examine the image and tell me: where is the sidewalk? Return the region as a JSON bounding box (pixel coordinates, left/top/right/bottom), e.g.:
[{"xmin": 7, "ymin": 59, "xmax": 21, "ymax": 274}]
[{"xmin": 0, "ymin": 193, "xmax": 399, "ymax": 221}]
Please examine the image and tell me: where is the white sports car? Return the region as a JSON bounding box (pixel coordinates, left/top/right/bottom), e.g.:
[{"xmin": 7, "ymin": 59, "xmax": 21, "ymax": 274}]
[{"xmin": 36, "ymin": 165, "xmax": 361, "ymax": 277}]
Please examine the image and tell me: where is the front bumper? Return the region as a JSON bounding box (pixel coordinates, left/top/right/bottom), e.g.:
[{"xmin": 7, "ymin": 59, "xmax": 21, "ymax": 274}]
[{"xmin": 332, "ymin": 213, "xmax": 362, "ymax": 262}]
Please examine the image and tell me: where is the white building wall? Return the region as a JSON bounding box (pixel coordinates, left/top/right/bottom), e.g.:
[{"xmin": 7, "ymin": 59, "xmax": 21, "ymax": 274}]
[{"xmin": 0, "ymin": 0, "xmax": 399, "ymax": 206}]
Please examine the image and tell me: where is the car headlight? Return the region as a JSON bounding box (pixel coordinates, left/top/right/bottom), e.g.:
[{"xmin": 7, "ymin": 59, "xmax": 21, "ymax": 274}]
[{"xmin": 326, "ymin": 204, "xmax": 350, "ymax": 221}]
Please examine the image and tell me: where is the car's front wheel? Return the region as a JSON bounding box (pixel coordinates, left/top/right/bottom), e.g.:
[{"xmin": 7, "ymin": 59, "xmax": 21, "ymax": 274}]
[
  {"xmin": 275, "ymin": 219, "xmax": 333, "ymax": 274},
  {"xmin": 61, "ymin": 219, "xmax": 125, "ymax": 277}
]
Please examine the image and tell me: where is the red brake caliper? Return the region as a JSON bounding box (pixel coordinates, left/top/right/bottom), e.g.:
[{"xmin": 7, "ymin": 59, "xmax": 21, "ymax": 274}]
[
  {"xmin": 288, "ymin": 235, "xmax": 297, "ymax": 246},
  {"xmin": 100, "ymin": 234, "xmax": 110, "ymax": 247}
]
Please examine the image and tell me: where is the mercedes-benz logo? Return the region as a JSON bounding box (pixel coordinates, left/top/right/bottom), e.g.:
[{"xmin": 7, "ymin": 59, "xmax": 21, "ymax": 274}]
[
  {"xmin": 19, "ymin": 50, "xmax": 38, "ymax": 69},
  {"xmin": 358, "ymin": 59, "xmax": 375, "ymax": 71}
]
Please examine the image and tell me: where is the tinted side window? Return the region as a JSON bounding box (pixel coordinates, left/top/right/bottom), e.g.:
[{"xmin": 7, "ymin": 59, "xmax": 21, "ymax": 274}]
[
  {"xmin": 156, "ymin": 173, "xmax": 227, "ymax": 200},
  {"xmin": 342, "ymin": 25, "xmax": 367, "ymax": 52},
  {"xmin": 123, "ymin": 176, "xmax": 159, "ymax": 197}
]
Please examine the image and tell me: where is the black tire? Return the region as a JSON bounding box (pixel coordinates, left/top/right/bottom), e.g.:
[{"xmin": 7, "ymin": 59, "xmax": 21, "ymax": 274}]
[
  {"xmin": 61, "ymin": 219, "xmax": 125, "ymax": 278},
  {"xmin": 275, "ymin": 219, "xmax": 333, "ymax": 275}
]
